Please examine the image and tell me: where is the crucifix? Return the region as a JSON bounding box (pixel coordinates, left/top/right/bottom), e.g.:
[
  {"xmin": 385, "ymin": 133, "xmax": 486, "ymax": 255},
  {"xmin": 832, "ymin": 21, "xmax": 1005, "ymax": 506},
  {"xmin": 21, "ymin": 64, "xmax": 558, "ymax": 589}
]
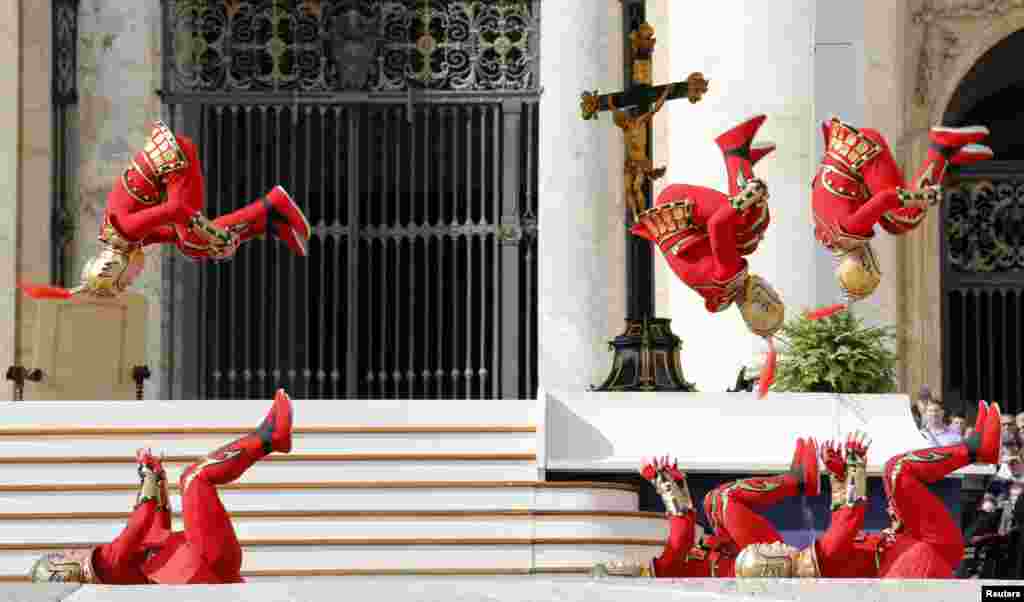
[{"xmin": 581, "ymin": 4, "xmax": 709, "ymax": 391}]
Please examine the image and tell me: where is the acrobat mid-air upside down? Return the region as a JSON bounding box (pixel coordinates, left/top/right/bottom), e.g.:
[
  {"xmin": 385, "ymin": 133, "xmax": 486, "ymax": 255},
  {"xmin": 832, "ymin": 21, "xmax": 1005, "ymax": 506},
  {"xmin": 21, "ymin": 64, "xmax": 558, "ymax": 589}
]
[
  {"xmin": 630, "ymin": 114, "xmax": 784, "ymax": 397},
  {"xmin": 21, "ymin": 120, "xmax": 312, "ymax": 301}
]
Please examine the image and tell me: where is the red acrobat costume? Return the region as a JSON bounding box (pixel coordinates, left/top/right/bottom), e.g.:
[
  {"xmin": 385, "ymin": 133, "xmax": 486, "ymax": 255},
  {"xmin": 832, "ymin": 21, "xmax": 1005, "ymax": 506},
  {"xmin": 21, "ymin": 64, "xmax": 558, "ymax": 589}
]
[
  {"xmin": 30, "ymin": 389, "xmax": 295, "ymax": 584},
  {"xmin": 733, "ymin": 402, "xmax": 1002, "ymax": 579},
  {"xmin": 812, "ymin": 117, "xmax": 993, "ymax": 302},
  {"xmin": 21, "ymin": 121, "xmax": 312, "ymax": 300},
  {"xmin": 596, "ymin": 438, "xmax": 821, "ymax": 578},
  {"xmin": 629, "ymin": 114, "xmax": 786, "ymax": 395}
]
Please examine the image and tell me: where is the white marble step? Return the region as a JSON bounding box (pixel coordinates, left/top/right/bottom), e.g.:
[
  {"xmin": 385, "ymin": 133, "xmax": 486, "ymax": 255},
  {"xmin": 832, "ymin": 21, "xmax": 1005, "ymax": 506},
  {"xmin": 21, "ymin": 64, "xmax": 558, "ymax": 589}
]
[
  {"xmin": 0, "ymin": 399, "xmax": 538, "ymax": 429},
  {"xmin": 0, "ymin": 512, "xmax": 669, "ymax": 544},
  {"xmin": 0, "ymin": 482, "xmax": 640, "ymax": 514},
  {"xmin": 0, "ymin": 456, "xmax": 539, "ymax": 485},
  {"xmin": 0, "ymin": 429, "xmax": 537, "ymax": 457},
  {"xmin": 0, "ymin": 541, "xmax": 665, "ymax": 576}
]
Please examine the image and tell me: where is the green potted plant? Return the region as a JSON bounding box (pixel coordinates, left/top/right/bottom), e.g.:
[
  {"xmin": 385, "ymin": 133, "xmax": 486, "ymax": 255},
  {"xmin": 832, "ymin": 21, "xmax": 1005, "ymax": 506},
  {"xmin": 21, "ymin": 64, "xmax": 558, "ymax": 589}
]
[{"xmin": 769, "ymin": 308, "xmax": 898, "ymax": 394}]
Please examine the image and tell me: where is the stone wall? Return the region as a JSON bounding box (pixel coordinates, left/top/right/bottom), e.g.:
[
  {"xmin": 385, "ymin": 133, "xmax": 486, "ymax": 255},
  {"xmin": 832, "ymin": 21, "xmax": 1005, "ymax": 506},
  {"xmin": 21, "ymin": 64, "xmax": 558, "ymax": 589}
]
[
  {"xmin": 886, "ymin": 0, "xmax": 1024, "ymax": 400},
  {"xmin": 75, "ymin": 0, "xmax": 164, "ymax": 398}
]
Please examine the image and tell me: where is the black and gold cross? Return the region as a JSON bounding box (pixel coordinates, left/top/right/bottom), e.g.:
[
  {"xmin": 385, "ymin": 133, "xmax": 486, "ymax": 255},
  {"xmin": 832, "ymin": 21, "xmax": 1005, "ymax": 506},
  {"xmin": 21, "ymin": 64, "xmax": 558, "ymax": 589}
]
[{"xmin": 582, "ymin": 13, "xmax": 707, "ymax": 392}]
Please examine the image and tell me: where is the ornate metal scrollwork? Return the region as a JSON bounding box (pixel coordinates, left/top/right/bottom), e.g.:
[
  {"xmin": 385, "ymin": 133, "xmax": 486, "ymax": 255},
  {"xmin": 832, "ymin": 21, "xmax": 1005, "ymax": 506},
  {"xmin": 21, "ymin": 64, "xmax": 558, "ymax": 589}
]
[
  {"xmin": 53, "ymin": 0, "xmax": 79, "ymax": 104},
  {"xmin": 945, "ymin": 179, "xmax": 1024, "ymax": 273},
  {"xmin": 165, "ymin": 0, "xmax": 539, "ymax": 93}
]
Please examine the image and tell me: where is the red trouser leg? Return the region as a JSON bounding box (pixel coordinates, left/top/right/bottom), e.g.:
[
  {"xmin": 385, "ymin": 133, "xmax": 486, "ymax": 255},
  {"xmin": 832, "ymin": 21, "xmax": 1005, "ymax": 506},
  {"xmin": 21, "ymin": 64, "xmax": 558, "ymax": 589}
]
[
  {"xmin": 707, "ymin": 205, "xmax": 745, "ymax": 281},
  {"xmin": 814, "ymin": 504, "xmax": 878, "ymax": 577},
  {"xmin": 177, "ymin": 391, "xmax": 293, "ymax": 581},
  {"xmin": 883, "ymin": 445, "xmax": 968, "ymax": 569},
  {"xmin": 652, "ymin": 513, "xmax": 697, "ymax": 577},
  {"xmin": 705, "ymin": 474, "xmax": 799, "ymax": 549},
  {"xmin": 93, "ymin": 499, "xmax": 163, "ymax": 584}
]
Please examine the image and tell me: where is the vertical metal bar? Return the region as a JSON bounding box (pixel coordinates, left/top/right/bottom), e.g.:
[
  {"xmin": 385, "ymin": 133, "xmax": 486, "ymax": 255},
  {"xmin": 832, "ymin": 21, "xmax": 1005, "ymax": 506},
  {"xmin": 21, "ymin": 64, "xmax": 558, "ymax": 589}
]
[
  {"xmin": 490, "ymin": 107, "xmax": 500, "ymax": 399},
  {"xmin": 1003, "ymin": 290, "xmax": 1010, "ymax": 412},
  {"xmin": 212, "ymin": 105, "xmax": 225, "ymax": 397},
  {"xmin": 399, "ymin": 107, "xmax": 414, "ymax": 399},
  {"xmin": 197, "ymin": 104, "xmax": 209, "ymax": 400},
  {"xmin": 346, "ymin": 106, "xmax": 361, "ymax": 398},
  {"xmin": 1016, "ymin": 290, "xmax": 1023, "ymax": 410},
  {"xmin": 415, "ymin": 107, "xmax": 430, "ymax": 399},
  {"xmin": 986, "ymin": 291, "xmax": 995, "ymax": 402},
  {"xmin": 430, "ymin": 106, "xmax": 444, "ymax": 398},
  {"xmin": 472, "ymin": 107, "xmax": 486, "ymax": 399},
  {"xmin": 378, "ymin": 116, "xmax": 389, "ymax": 399},
  {"xmin": 499, "ymin": 101, "xmax": 522, "ymax": 399},
  {"xmin": 258, "ymin": 105, "xmax": 269, "ymax": 398},
  {"xmin": 318, "ymin": 105, "xmax": 328, "ymax": 399},
  {"xmin": 390, "ymin": 110, "xmax": 401, "ymax": 399},
  {"xmin": 961, "ymin": 290, "xmax": 970, "ymax": 403},
  {"xmin": 272, "ymin": 106, "xmax": 284, "ymax": 393},
  {"xmin": 228, "ymin": 105, "xmax": 241, "ymax": 399},
  {"xmin": 446, "ymin": 107, "xmax": 459, "ymax": 399},
  {"xmin": 242, "ymin": 105, "xmax": 253, "ymax": 398},
  {"xmin": 524, "ymin": 102, "xmax": 536, "ymax": 397},
  {"xmin": 461, "ymin": 107, "xmax": 472, "ymax": 399},
  {"xmin": 332, "ymin": 105, "xmax": 343, "ymax": 398},
  {"xmin": 303, "ymin": 105, "xmax": 313, "ymax": 398}
]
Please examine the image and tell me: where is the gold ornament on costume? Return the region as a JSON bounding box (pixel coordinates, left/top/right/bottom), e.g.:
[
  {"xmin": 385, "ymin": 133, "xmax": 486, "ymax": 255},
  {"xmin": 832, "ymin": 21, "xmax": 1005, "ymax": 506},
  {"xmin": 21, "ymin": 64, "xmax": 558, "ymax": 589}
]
[
  {"xmin": 735, "ymin": 541, "xmax": 820, "ymax": 578},
  {"xmin": 29, "ymin": 549, "xmax": 99, "ymax": 584},
  {"xmin": 738, "ymin": 274, "xmax": 785, "ymax": 338},
  {"xmin": 77, "ymin": 244, "xmax": 146, "ymax": 298},
  {"xmin": 836, "ymin": 243, "xmax": 881, "ymax": 301}
]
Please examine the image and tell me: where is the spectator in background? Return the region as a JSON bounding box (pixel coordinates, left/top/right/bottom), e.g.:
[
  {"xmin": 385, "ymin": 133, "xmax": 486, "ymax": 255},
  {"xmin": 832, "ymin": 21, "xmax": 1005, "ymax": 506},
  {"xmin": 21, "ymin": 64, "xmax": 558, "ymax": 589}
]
[
  {"xmin": 992, "ymin": 456, "xmax": 1024, "ymax": 498},
  {"xmin": 1003, "ymin": 414, "xmax": 1020, "ymax": 452},
  {"xmin": 919, "ymin": 398, "xmax": 962, "ymax": 446},
  {"xmin": 1017, "ymin": 412, "xmax": 1024, "ymax": 433},
  {"xmin": 912, "ymin": 386, "xmax": 933, "ymax": 429},
  {"xmin": 958, "ymin": 493, "xmax": 1006, "ymax": 578},
  {"xmin": 951, "ymin": 412, "xmax": 968, "ymax": 438}
]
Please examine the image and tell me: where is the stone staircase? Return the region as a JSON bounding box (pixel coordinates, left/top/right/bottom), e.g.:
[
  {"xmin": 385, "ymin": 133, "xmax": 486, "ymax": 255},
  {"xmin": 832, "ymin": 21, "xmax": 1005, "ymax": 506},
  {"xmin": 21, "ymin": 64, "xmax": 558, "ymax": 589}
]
[{"xmin": 0, "ymin": 399, "xmax": 665, "ymax": 581}]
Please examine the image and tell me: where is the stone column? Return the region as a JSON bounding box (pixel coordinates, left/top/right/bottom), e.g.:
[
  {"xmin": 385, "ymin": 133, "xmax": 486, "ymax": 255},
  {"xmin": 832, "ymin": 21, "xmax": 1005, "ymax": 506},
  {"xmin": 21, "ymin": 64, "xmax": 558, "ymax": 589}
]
[
  {"xmin": 76, "ymin": 1, "xmax": 164, "ymax": 398},
  {"xmin": 0, "ymin": 0, "xmax": 20, "ymax": 400},
  {"xmin": 538, "ymin": 1, "xmax": 623, "ymax": 393},
  {"xmin": 862, "ymin": 0, "xmax": 911, "ymax": 391},
  {"xmin": 664, "ymin": 0, "xmax": 828, "ymax": 391}
]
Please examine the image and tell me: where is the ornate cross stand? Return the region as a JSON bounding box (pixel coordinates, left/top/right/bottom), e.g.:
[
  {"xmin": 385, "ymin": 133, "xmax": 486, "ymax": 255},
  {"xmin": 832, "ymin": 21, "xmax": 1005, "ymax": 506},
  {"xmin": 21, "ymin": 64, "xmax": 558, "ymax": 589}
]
[{"xmin": 580, "ymin": 8, "xmax": 708, "ymax": 391}]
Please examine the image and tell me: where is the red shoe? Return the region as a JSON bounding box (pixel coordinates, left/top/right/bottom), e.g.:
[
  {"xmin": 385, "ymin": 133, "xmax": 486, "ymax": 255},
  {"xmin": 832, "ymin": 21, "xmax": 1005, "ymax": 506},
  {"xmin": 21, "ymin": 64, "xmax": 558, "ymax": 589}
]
[
  {"xmin": 209, "ymin": 186, "xmax": 311, "ymax": 258},
  {"xmin": 255, "ymin": 389, "xmax": 294, "ymax": 454},
  {"xmin": 714, "ymin": 114, "xmax": 771, "ymax": 196},
  {"xmin": 979, "ymin": 402, "xmax": 1001, "ymax": 465},
  {"xmin": 802, "ymin": 438, "xmax": 821, "ymax": 497},
  {"xmin": 974, "ymin": 400, "xmax": 989, "ymax": 436},
  {"xmin": 951, "ymin": 144, "xmax": 994, "ymax": 166},
  {"xmin": 929, "ymin": 125, "xmax": 989, "ymax": 149}
]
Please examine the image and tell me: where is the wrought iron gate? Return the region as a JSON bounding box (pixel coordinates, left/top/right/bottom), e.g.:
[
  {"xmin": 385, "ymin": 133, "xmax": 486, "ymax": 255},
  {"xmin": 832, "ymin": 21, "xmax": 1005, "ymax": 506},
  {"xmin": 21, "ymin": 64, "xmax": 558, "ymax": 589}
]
[
  {"xmin": 159, "ymin": 0, "xmax": 540, "ymax": 400},
  {"xmin": 942, "ymin": 162, "xmax": 1024, "ymax": 417}
]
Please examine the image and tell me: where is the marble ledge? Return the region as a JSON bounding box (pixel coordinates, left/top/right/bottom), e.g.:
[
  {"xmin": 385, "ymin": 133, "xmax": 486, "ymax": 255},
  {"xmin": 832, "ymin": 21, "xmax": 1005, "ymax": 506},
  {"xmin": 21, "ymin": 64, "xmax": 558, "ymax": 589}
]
[{"xmin": 546, "ymin": 457, "xmax": 995, "ymax": 478}]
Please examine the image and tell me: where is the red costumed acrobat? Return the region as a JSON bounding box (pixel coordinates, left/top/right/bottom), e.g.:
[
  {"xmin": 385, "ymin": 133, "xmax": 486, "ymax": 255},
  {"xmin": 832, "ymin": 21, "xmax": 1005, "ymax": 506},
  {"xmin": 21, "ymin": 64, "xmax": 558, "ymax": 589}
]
[
  {"xmin": 734, "ymin": 401, "xmax": 1002, "ymax": 578},
  {"xmin": 812, "ymin": 117, "xmax": 993, "ymax": 303},
  {"xmin": 29, "ymin": 389, "xmax": 294, "ymax": 584},
  {"xmin": 596, "ymin": 437, "xmax": 821, "ymax": 578},
  {"xmin": 21, "ymin": 120, "xmax": 311, "ymax": 300},
  {"xmin": 630, "ymin": 114, "xmax": 785, "ymax": 397}
]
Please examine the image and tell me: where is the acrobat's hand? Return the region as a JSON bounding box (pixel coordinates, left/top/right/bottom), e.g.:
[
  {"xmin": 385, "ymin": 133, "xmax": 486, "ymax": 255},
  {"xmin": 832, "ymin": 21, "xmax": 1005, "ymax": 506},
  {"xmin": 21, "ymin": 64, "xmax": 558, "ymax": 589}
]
[
  {"xmin": 730, "ymin": 178, "xmax": 769, "ymax": 212},
  {"xmin": 821, "ymin": 439, "xmax": 846, "ymax": 480},
  {"xmin": 845, "ymin": 430, "xmax": 871, "ymax": 466},
  {"xmin": 136, "ymin": 447, "xmax": 166, "ymax": 480}
]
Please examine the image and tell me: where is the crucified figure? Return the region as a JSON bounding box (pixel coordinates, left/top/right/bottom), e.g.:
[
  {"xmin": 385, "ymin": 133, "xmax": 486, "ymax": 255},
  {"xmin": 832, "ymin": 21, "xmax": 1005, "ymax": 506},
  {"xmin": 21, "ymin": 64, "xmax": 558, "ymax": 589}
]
[{"xmin": 612, "ymin": 86, "xmax": 671, "ymax": 220}]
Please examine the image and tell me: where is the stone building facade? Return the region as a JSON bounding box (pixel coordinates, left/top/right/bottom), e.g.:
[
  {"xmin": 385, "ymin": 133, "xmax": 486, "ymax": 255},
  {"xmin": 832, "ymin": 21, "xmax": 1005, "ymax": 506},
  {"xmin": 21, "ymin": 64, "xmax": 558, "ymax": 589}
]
[{"xmin": 0, "ymin": 0, "xmax": 1019, "ymax": 404}]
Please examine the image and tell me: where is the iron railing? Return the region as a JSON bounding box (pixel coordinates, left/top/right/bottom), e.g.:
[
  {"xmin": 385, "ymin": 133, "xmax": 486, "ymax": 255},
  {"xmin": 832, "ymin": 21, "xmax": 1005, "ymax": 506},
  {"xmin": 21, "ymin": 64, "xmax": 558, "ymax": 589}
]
[
  {"xmin": 51, "ymin": 0, "xmax": 80, "ymax": 286},
  {"xmin": 942, "ymin": 162, "xmax": 1024, "ymax": 417}
]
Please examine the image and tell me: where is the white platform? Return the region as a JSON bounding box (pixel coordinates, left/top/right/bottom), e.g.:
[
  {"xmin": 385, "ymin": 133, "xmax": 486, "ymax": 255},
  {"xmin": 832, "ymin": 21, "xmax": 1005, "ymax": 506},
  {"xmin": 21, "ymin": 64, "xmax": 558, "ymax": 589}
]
[
  {"xmin": 541, "ymin": 390, "xmax": 990, "ymax": 476},
  {"xmin": 16, "ymin": 578, "xmax": 1013, "ymax": 602}
]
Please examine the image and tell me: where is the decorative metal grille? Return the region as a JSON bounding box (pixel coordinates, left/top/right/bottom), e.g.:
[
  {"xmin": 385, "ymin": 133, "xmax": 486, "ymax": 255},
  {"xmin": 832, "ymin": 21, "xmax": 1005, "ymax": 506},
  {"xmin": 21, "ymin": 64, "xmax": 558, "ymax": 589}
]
[
  {"xmin": 165, "ymin": 0, "xmax": 538, "ymax": 93},
  {"xmin": 51, "ymin": 0, "xmax": 81, "ymax": 286},
  {"xmin": 942, "ymin": 164, "xmax": 1024, "ymax": 418},
  {"xmin": 161, "ymin": 0, "xmax": 540, "ymax": 401},
  {"xmin": 945, "ymin": 179, "xmax": 1024, "ymax": 273}
]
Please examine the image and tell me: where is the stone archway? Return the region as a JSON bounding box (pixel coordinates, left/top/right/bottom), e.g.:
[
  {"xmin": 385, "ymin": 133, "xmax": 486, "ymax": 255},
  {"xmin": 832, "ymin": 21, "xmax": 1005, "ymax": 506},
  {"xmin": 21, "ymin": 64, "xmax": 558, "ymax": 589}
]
[{"xmin": 934, "ymin": 25, "xmax": 1024, "ymax": 416}]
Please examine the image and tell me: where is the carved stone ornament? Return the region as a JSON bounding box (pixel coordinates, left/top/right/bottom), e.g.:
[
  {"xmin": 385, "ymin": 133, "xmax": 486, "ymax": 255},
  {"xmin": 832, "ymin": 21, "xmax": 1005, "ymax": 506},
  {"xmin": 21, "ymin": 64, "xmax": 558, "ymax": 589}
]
[{"xmin": 912, "ymin": 0, "xmax": 1024, "ymax": 105}]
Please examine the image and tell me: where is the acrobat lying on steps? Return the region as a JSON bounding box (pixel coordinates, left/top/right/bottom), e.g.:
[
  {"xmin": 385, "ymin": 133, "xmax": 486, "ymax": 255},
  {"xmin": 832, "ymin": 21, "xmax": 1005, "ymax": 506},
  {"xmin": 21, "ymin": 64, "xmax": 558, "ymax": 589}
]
[{"xmin": 29, "ymin": 389, "xmax": 295, "ymax": 584}]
